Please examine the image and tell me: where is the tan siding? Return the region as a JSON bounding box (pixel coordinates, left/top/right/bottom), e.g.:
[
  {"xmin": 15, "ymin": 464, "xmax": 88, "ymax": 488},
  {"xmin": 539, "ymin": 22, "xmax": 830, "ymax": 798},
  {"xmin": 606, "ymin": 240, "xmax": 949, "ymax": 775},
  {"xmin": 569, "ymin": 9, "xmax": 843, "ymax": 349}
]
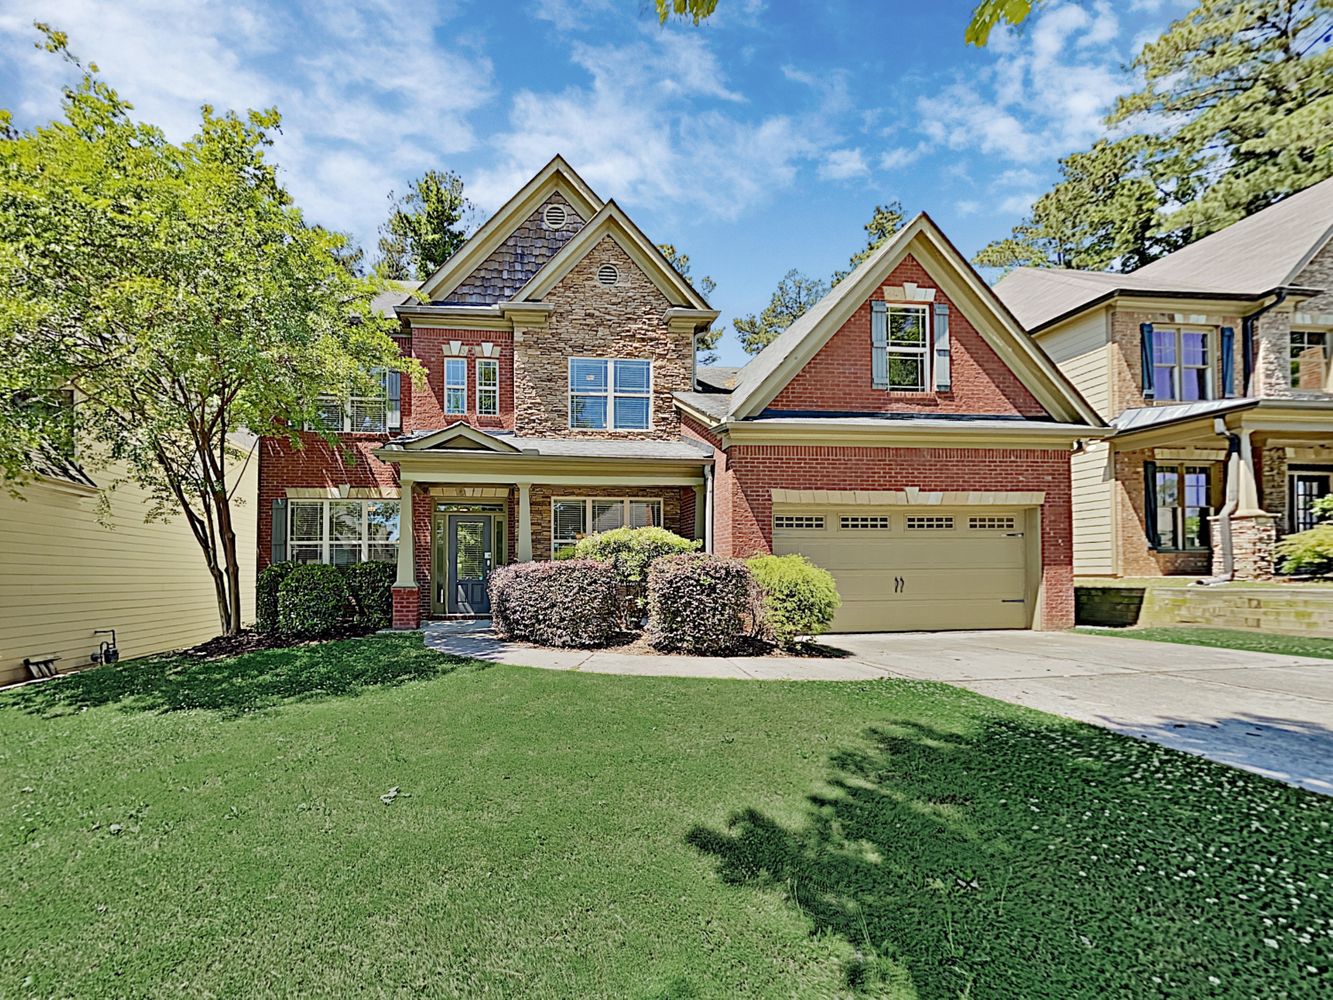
[
  {"xmin": 1037, "ymin": 311, "xmax": 1110, "ymax": 418},
  {"xmin": 0, "ymin": 455, "xmax": 257, "ymax": 687},
  {"xmin": 1071, "ymin": 443, "xmax": 1114, "ymax": 576}
]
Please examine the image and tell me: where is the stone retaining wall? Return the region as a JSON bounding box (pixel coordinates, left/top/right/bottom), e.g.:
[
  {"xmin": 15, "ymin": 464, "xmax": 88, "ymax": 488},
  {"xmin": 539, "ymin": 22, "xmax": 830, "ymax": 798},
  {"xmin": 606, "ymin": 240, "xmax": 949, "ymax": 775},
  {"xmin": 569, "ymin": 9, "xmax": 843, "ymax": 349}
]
[{"xmin": 1076, "ymin": 583, "xmax": 1333, "ymax": 637}]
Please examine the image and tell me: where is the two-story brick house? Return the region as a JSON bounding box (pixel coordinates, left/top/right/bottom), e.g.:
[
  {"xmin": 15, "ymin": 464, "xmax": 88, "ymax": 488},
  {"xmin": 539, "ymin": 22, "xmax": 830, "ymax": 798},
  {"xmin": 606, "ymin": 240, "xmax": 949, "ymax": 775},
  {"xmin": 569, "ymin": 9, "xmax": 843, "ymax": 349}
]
[
  {"xmin": 995, "ymin": 177, "xmax": 1333, "ymax": 582},
  {"xmin": 260, "ymin": 157, "xmax": 1103, "ymax": 632}
]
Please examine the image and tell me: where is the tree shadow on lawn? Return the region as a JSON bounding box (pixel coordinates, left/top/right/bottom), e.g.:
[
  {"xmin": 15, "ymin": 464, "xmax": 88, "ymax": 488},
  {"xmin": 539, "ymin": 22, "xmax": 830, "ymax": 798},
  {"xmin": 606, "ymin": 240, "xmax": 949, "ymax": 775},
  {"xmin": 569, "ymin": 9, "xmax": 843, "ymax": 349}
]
[
  {"xmin": 3, "ymin": 633, "xmax": 487, "ymax": 719},
  {"xmin": 687, "ymin": 713, "xmax": 1332, "ymax": 999}
]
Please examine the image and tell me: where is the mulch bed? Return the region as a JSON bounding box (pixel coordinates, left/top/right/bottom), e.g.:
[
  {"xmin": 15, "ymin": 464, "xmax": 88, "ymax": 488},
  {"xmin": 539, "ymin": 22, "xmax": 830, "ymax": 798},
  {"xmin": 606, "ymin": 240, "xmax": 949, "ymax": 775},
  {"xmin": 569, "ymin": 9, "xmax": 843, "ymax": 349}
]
[
  {"xmin": 173, "ymin": 626, "xmax": 376, "ymax": 661},
  {"xmin": 507, "ymin": 631, "xmax": 850, "ymax": 660}
]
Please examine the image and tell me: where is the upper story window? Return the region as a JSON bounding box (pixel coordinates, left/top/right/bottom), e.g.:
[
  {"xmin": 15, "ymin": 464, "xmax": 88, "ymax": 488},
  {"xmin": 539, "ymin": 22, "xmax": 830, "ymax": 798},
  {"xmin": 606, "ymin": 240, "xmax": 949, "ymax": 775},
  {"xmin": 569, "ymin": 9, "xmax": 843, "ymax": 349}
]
[
  {"xmin": 886, "ymin": 305, "xmax": 930, "ymax": 392},
  {"xmin": 311, "ymin": 371, "xmax": 397, "ymax": 433},
  {"xmin": 444, "ymin": 358, "xmax": 467, "ymax": 415},
  {"xmin": 568, "ymin": 358, "xmax": 651, "ymax": 430},
  {"xmin": 1291, "ymin": 330, "xmax": 1329, "ymax": 388},
  {"xmin": 476, "ymin": 359, "xmax": 500, "ymax": 415},
  {"xmin": 1151, "ymin": 328, "xmax": 1211, "ymax": 402}
]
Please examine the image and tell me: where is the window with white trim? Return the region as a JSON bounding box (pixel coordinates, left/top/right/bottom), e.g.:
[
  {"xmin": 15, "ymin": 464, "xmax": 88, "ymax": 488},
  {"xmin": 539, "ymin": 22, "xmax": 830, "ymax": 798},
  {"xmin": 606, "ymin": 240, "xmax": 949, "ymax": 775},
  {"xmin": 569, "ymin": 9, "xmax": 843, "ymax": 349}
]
[
  {"xmin": 1291, "ymin": 330, "xmax": 1329, "ymax": 388},
  {"xmin": 551, "ymin": 497, "xmax": 663, "ymax": 555},
  {"xmin": 568, "ymin": 358, "xmax": 651, "ymax": 430},
  {"xmin": 288, "ymin": 500, "xmax": 400, "ymax": 565},
  {"xmin": 444, "ymin": 358, "xmax": 467, "ymax": 415},
  {"xmin": 888, "ymin": 304, "xmax": 930, "ymax": 392},
  {"xmin": 310, "ymin": 371, "xmax": 391, "ymax": 432},
  {"xmin": 476, "ymin": 358, "xmax": 499, "ymax": 415},
  {"xmin": 1151, "ymin": 328, "xmax": 1212, "ymax": 402}
]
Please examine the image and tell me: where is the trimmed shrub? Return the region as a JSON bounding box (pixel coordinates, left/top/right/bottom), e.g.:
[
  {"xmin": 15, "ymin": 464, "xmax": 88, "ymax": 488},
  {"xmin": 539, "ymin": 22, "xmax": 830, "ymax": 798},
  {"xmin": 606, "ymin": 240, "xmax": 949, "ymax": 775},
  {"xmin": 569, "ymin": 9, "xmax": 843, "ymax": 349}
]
[
  {"xmin": 645, "ymin": 553, "xmax": 756, "ymax": 655},
  {"xmin": 256, "ymin": 561, "xmax": 298, "ymax": 634},
  {"xmin": 573, "ymin": 526, "xmax": 700, "ymax": 626},
  {"xmin": 342, "ymin": 560, "xmax": 396, "ymax": 630},
  {"xmin": 277, "ymin": 563, "xmax": 351, "ymax": 638},
  {"xmin": 1276, "ymin": 524, "xmax": 1333, "ymax": 577},
  {"xmin": 748, "ymin": 554, "xmax": 841, "ymax": 647},
  {"xmin": 489, "ymin": 559, "xmax": 619, "ymax": 648}
]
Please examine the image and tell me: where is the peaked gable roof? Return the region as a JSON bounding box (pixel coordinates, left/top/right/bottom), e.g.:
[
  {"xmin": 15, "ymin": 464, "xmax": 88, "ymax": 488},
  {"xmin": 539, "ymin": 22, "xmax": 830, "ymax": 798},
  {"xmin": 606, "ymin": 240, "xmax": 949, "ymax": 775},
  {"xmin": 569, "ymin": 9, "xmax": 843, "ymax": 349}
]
[
  {"xmin": 417, "ymin": 156, "xmax": 604, "ymax": 304},
  {"xmin": 392, "ymin": 423, "xmax": 524, "ymax": 453},
  {"xmin": 510, "ymin": 200, "xmax": 712, "ymax": 310},
  {"xmin": 1134, "ymin": 176, "xmax": 1333, "ymax": 290},
  {"xmin": 726, "ymin": 214, "xmax": 1103, "ymax": 426},
  {"xmin": 994, "ymin": 177, "xmax": 1333, "ymax": 332}
]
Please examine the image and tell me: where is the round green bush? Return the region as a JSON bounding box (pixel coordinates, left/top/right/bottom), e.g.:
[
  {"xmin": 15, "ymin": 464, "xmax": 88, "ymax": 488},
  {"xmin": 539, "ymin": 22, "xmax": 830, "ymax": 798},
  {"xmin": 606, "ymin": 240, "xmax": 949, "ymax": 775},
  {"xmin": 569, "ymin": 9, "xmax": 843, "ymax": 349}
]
[
  {"xmin": 1276, "ymin": 523, "xmax": 1333, "ymax": 577},
  {"xmin": 748, "ymin": 553, "xmax": 841, "ymax": 647},
  {"xmin": 341, "ymin": 560, "xmax": 397, "ymax": 630},
  {"xmin": 277, "ymin": 563, "xmax": 351, "ymax": 639},
  {"xmin": 573, "ymin": 526, "xmax": 699, "ymax": 626},
  {"xmin": 645, "ymin": 553, "xmax": 755, "ymax": 655},
  {"xmin": 489, "ymin": 559, "xmax": 619, "ymax": 648},
  {"xmin": 256, "ymin": 561, "xmax": 298, "ymax": 634}
]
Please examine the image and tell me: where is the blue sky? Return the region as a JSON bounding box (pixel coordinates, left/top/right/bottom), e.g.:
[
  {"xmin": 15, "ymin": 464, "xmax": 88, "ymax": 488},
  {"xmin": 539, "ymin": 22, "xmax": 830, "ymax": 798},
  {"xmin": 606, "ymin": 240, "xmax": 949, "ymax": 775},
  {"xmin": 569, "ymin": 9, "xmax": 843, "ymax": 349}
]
[{"xmin": 1, "ymin": 0, "xmax": 1189, "ymax": 365}]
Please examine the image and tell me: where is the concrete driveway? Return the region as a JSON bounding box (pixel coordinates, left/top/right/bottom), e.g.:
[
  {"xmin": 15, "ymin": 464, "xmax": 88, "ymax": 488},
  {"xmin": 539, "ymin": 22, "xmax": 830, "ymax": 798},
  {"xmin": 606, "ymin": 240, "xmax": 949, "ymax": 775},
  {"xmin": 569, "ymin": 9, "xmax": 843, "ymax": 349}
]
[
  {"xmin": 423, "ymin": 623, "xmax": 1333, "ymax": 795},
  {"xmin": 830, "ymin": 630, "xmax": 1333, "ymax": 796}
]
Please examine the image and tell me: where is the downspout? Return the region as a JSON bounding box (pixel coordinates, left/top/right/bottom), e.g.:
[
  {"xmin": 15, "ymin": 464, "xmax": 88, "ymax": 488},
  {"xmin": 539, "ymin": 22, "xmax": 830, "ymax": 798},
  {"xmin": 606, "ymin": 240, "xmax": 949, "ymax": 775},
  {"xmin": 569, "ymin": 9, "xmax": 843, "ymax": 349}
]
[{"xmin": 1198, "ymin": 417, "xmax": 1240, "ymax": 584}]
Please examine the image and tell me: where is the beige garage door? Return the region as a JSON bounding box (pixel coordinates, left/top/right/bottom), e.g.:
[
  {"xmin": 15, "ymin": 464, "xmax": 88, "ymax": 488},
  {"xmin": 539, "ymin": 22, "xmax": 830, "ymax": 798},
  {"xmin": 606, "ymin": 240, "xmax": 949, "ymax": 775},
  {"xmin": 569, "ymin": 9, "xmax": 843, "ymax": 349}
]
[{"xmin": 772, "ymin": 507, "xmax": 1032, "ymax": 632}]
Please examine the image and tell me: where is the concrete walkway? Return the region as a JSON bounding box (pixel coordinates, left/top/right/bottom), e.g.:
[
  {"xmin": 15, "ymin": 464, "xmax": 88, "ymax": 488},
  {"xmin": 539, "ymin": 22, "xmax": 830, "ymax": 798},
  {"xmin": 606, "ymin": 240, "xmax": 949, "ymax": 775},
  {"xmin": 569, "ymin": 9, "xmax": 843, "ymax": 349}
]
[{"xmin": 423, "ymin": 621, "xmax": 1333, "ymax": 794}]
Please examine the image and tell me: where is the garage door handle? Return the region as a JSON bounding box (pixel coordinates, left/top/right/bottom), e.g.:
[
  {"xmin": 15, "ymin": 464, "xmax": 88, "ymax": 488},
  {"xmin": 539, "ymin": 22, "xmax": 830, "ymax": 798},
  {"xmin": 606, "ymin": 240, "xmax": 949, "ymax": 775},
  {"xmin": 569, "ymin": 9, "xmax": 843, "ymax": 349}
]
[{"xmin": 1000, "ymin": 598, "xmax": 1025, "ymax": 603}]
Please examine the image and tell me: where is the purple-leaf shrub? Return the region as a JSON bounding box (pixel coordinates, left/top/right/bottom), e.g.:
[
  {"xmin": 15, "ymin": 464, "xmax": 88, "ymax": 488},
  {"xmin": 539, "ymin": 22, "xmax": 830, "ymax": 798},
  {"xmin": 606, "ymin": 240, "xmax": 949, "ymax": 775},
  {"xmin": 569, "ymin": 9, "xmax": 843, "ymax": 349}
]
[
  {"xmin": 489, "ymin": 559, "xmax": 619, "ymax": 648},
  {"xmin": 645, "ymin": 553, "xmax": 756, "ymax": 654}
]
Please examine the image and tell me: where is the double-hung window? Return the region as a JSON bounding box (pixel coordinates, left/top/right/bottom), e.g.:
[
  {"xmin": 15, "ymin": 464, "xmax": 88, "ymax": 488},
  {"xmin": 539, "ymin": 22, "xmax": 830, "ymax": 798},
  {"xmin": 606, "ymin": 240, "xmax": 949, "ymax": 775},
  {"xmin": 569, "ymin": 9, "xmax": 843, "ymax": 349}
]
[
  {"xmin": 1291, "ymin": 330, "xmax": 1329, "ymax": 388},
  {"xmin": 288, "ymin": 499, "xmax": 400, "ymax": 565},
  {"xmin": 887, "ymin": 305, "xmax": 929, "ymax": 392},
  {"xmin": 569, "ymin": 358, "xmax": 651, "ymax": 430},
  {"xmin": 476, "ymin": 359, "xmax": 499, "ymax": 415},
  {"xmin": 311, "ymin": 371, "xmax": 393, "ymax": 432},
  {"xmin": 550, "ymin": 497, "xmax": 663, "ymax": 555},
  {"xmin": 1151, "ymin": 328, "xmax": 1211, "ymax": 402},
  {"xmin": 1153, "ymin": 465, "xmax": 1211, "ymax": 551},
  {"xmin": 444, "ymin": 358, "xmax": 467, "ymax": 415}
]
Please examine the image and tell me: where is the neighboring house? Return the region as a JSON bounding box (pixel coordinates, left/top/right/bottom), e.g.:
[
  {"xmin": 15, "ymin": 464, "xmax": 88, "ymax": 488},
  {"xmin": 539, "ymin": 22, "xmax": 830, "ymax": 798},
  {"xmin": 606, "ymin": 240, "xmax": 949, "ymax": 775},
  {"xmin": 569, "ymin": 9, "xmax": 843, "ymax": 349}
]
[
  {"xmin": 259, "ymin": 156, "xmax": 1102, "ymax": 633},
  {"xmin": 0, "ymin": 426, "xmax": 259, "ymax": 686},
  {"xmin": 995, "ymin": 177, "xmax": 1333, "ymax": 581}
]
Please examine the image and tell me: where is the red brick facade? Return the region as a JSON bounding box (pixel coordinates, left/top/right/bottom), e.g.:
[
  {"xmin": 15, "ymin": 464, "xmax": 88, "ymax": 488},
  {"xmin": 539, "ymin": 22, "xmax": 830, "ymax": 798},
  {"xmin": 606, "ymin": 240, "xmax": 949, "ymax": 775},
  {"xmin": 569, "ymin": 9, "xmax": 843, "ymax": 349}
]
[
  {"xmin": 770, "ymin": 255, "xmax": 1049, "ymax": 417},
  {"xmin": 406, "ymin": 328, "xmax": 514, "ymax": 432}
]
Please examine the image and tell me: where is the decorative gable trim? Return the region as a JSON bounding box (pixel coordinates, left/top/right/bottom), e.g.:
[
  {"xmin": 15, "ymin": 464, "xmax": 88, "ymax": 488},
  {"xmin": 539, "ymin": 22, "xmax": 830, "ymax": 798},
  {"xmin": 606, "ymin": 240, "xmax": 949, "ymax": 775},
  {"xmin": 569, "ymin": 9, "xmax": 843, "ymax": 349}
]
[
  {"xmin": 509, "ymin": 201, "xmax": 716, "ymax": 313},
  {"xmin": 417, "ymin": 156, "xmax": 604, "ymax": 303},
  {"xmin": 396, "ymin": 423, "xmax": 525, "ymax": 453},
  {"xmin": 883, "ymin": 283, "xmax": 936, "ymax": 302},
  {"xmin": 726, "ymin": 214, "xmax": 1103, "ymax": 427}
]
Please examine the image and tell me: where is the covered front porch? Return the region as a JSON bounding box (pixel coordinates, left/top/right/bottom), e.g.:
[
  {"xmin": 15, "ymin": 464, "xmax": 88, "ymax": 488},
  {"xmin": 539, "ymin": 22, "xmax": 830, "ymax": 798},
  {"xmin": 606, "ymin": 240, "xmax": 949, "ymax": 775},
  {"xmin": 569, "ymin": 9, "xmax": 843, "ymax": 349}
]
[
  {"xmin": 1111, "ymin": 399, "xmax": 1333, "ymax": 580},
  {"xmin": 374, "ymin": 424, "xmax": 713, "ymax": 628}
]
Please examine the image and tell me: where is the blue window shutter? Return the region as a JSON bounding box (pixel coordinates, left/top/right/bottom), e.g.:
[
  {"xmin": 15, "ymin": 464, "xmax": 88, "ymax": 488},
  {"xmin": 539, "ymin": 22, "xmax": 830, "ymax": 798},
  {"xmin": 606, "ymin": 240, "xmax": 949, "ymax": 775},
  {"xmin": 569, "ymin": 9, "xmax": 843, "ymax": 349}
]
[
  {"xmin": 271, "ymin": 498, "xmax": 288, "ymax": 565},
  {"xmin": 385, "ymin": 371, "xmax": 402, "ymax": 430},
  {"xmin": 933, "ymin": 303, "xmax": 951, "ymax": 392},
  {"xmin": 1139, "ymin": 323, "xmax": 1155, "ymax": 401},
  {"xmin": 871, "ymin": 300, "xmax": 888, "ymax": 390},
  {"xmin": 1220, "ymin": 327, "xmax": 1235, "ymax": 397},
  {"xmin": 1143, "ymin": 461, "xmax": 1160, "ymax": 550},
  {"xmin": 1242, "ymin": 319, "xmax": 1254, "ymax": 393}
]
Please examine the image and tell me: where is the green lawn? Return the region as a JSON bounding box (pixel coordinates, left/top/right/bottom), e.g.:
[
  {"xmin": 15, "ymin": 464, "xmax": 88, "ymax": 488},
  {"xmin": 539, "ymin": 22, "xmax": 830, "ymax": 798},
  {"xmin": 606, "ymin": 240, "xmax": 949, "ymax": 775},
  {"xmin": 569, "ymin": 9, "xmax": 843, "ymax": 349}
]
[
  {"xmin": 1078, "ymin": 625, "xmax": 1333, "ymax": 659},
  {"xmin": 2, "ymin": 635, "xmax": 1329, "ymax": 998}
]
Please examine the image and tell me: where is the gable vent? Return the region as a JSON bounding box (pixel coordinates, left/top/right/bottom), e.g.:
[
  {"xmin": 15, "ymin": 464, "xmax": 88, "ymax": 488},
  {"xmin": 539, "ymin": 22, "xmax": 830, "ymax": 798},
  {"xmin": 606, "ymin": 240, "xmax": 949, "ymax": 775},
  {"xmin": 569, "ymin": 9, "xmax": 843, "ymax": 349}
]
[
  {"xmin": 542, "ymin": 203, "xmax": 567, "ymax": 231},
  {"xmin": 597, "ymin": 263, "xmax": 620, "ymax": 287}
]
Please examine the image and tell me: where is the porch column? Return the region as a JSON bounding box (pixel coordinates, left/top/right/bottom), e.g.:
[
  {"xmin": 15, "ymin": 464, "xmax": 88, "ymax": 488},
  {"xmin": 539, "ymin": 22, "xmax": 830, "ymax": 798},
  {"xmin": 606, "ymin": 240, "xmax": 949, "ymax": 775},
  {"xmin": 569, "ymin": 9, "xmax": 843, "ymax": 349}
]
[
  {"xmin": 1230, "ymin": 427, "xmax": 1278, "ymax": 580},
  {"xmin": 392, "ymin": 477, "xmax": 421, "ymax": 628},
  {"xmin": 703, "ymin": 466, "xmax": 715, "ymax": 554},
  {"xmin": 693, "ymin": 484, "xmax": 706, "ymax": 542},
  {"xmin": 516, "ymin": 481, "xmax": 533, "ymax": 561}
]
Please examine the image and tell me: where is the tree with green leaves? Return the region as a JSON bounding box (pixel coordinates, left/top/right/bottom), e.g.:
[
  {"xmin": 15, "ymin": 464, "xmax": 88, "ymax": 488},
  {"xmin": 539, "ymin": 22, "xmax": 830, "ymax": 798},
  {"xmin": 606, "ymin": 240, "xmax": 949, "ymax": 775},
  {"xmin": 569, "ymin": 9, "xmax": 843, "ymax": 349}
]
[
  {"xmin": 833, "ymin": 201, "xmax": 906, "ymax": 284},
  {"xmin": 733, "ymin": 270, "xmax": 829, "ymax": 355},
  {"xmin": 658, "ymin": 243, "xmax": 724, "ymax": 363},
  {"xmin": 978, "ymin": 0, "xmax": 1332, "ymax": 272},
  {"xmin": 375, "ymin": 169, "xmax": 473, "ymax": 281},
  {"xmin": 0, "ymin": 29, "xmax": 411, "ymax": 634}
]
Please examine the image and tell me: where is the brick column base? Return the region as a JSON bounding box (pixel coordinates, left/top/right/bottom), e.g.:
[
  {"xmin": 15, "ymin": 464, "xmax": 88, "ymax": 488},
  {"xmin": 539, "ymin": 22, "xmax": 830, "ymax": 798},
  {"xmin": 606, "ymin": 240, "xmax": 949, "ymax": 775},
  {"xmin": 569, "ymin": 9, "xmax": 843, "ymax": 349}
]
[
  {"xmin": 392, "ymin": 586, "xmax": 422, "ymax": 629},
  {"xmin": 1230, "ymin": 515, "xmax": 1278, "ymax": 581}
]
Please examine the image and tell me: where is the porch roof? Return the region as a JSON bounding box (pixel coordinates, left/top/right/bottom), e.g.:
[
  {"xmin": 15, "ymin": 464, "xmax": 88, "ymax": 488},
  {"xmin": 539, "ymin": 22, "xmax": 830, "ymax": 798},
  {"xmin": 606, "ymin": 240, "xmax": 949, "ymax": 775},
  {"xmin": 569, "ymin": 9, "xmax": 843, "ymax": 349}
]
[
  {"xmin": 1110, "ymin": 398, "xmax": 1333, "ymax": 448},
  {"xmin": 376, "ymin": 423, "xmax": 712, "ymax": 464}
]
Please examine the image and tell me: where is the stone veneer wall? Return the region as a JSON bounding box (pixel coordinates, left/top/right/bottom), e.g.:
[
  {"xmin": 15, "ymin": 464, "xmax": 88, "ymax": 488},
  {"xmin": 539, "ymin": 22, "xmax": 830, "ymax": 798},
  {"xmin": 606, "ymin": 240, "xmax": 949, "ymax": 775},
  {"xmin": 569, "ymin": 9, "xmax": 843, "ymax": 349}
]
[
  {"xmin": 512, "ymin": 236, "xmax": 692, "ymax": 439},
  {"xmin": 1261, "ymin": 447, "xmax": 1289, "ymax": 538},
  {"xmin": 1230, "ymin": 515, "xmax": 1277, "ymax": 581},
  {"xmin": 1076, "ymin": 583, "xmax": 1333, "ymax": 637}
]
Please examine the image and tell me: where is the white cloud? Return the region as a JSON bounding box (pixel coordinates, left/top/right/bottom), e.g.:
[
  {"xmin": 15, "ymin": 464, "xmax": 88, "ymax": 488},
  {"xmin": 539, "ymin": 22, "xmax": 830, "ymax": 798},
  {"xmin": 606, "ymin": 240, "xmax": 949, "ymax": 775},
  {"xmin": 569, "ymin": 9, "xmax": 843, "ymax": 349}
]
[
  {"xmin": 819, "ymin": 148, "xmax": 869, "ymax": 181},
  {"xmin": 955, "ymin": 199, "xmax": 982, "ymax": 216},
  {"xmin": 878, "ymin": 143, "xmax": 929, "ymax": 170},
  {"xmin": 0, "ymin": 0, "xmax": 494, "ymax": 253},
  {"xmin": 992, "ymin": 167, "xmax": 1041, "ymax": 189},
  {"xmin": 1000, "ymin": 191, "xmax": 1041, "ymax": 215}
]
